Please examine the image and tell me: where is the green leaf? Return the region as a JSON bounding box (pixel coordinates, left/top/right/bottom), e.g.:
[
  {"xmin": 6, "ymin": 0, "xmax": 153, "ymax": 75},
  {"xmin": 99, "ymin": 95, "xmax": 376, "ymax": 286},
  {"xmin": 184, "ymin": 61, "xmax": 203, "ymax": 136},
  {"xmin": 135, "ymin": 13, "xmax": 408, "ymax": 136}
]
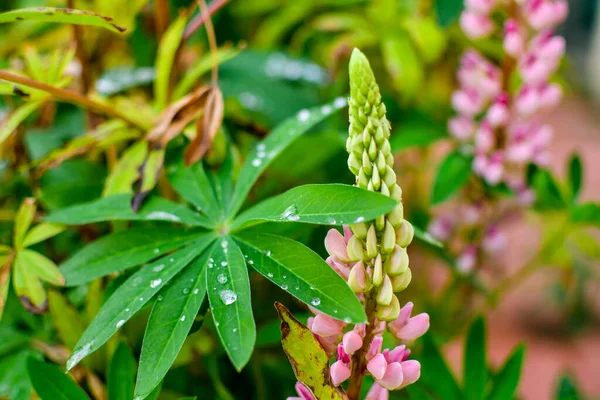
[
  {"xmin": 555, "ymin": 374, "xmax": 582, "ymax": 400},
  {"xmin": 227, "ymin": 97, "xmax": 347, "ymax": 217},
  {"xmin": 154, "ymin": 14, "xmax": 187, "ymax": 110},
  {"xmin": 487, "ymin": 344, "xmax": 525, "ymax": 400},
  {"xmin": 27, "ymin": 357, "xmax": 90, "ymax": 400},
  {"xmin": 207, "ymin": 236, "xmax": 255, "ymax": 371},
  {"xmin": 167, "ymin": 159, "xmax": 221, "ymax": 219},
  {"xmin": 532, "ymin": 169, "xmax": 565, "ymax": 210},
  {"xmin": 568, "ymin": 154, "xmax": 582, "ymax": 201},
  {"xmin": 0, "ymin": 258, "xmax": 11, "ymax": 321},
  {"xmin": 275, "ymin": 303, "xmax": 346, "ymax": 400},
  {"xmin": 413, "ymin": 225, "xmax": 444, "ymax": 248},
  {"xmin": 390, "ymin": 112, "xmax": 447, "ymax": 151},
  {"xmin": 571, "ymin": 202, "xmax": 600, "ymax": 227},
  {"xmin": 234, "ymin": 232, "xmax": 366, "ymax": 323},
  {"xmin": 434, "ymin": 0, "xmax": 463, "ymax": 27},
  {"xmin": 381, "ymin": 34, "xmax": 423, "ymax": 101},
  {"xmin": 0, "ymin": 8, "xmax": 125, "ymax": 33},
  {"xmin": 45, "ymin": 194, "xmax": 213, "ymax": 228},
  {"xmin": 135, "ymin": 250, "xmax": 210, "ymax": 399},
  {"xmin": 431, "ymin": 151, "xmax": 472, "ymax": 205},
  {"xmin": 132, "ymin": 147, "xmax": 165, "ymax": 212},
  {"xmin": 17, "ymin": 250, "xmax": 64, "ymax": 286},
  {"xmin": 59, "ymin": 226, "xmax": 205, "ymax": 286},
  {"xmin": 103, "ymin": 141, "xmax": 148, "ymax": 196},
  {"xmin": 96, "ymin": 67, "xmax": 155, "ymax": 97},
  {"xmin": 107, "ymin": 342, "xmax": 136, "ymax": 400},
  {"xmin": 13, "ymin": 198, "xmax": 37, "ymax": 249},
  {"xmin": 13, "ymin": 253, "xmax": 46, "ymax": 311},
  {"xmin": 48, "ymin": 290, "xmax": 86, "ymax": 349},
  {"xmin": 419, "ymin": 334, "xmax": 462, "ymax": 400},
  {"xmin": 232, "ymin": 184, "xmax": 397, "ymax": 230},
  {"xmin": 66, "ymin": 238, "xmax": 213, "ymax": 370},
  {"xmin": 0, "ymin": 99, "xmax": 42, "ymax": 145},
  {"xmin": 22, "ymin": 223, "xmax": 65, "ymax": 248},
  {"xmin": 464, "ymin": 317, "xmax": 487, "ymax": 400}
]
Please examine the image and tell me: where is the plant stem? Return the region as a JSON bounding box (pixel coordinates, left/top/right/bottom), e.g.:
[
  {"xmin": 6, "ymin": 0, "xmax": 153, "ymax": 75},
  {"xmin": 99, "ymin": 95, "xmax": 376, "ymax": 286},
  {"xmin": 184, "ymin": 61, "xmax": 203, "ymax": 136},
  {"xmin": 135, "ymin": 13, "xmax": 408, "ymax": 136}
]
[
  {"xmin": 183, "ymin": 0, "xmax": 229, "ymax": 39},
  {"xmin": 347, "ymin": 291, "xmax": 378, "ymax": 400},
  {"xmin": 197, "ymin": 0, "xmax": 220, "ymax": 85},
  {"xmin": 154, "ymin": 0, "xmax": 171, "ymax": 40},
  {"xmin": 0, "ymin": 70, "xmax": 148, "ymax": 130}
]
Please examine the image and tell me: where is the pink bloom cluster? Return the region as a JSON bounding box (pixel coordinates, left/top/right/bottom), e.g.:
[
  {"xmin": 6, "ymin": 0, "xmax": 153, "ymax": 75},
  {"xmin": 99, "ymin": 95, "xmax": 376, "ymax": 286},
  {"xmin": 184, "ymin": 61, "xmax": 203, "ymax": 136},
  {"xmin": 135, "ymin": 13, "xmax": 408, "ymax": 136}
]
[
  {"xmin": 289, "ymin": 228, "xmax": 430, "ymax": 399},
  {"xmin": 452, "ymin": 0, "xmax": 567, "ymax": 191}
]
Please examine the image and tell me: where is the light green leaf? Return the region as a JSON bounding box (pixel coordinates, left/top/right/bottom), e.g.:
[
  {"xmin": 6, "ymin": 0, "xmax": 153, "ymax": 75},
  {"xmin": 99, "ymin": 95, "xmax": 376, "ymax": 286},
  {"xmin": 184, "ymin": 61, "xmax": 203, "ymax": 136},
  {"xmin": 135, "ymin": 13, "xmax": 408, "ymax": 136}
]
[
  {"xmin": 381, "ymin": 34, "xmax": 423, "ymax": 101},
  {"xmin": 0, "ymin": 7, "xmax": 125, "ymax": 33},
  {"xmin": 234, "ymin": 232, "xmax": 366, "ymax": 323},
  {"xmin": 13, "ymin": 198, "xmax": 36, "ymax": 249},
  {"xmin": 0, "ymin": 256, "xmax": 12, "ymax": 321},
  {"xmin": 167, "ymin": 159, "xmax": 221, "ymax": 219},
  {"xmin": 207, "ymin": 236, "xmax": 255, "ymax": 371},
  {"xmin": 59, "ymin": 226, "xmax": 206, "ymax": 287},
  {"xmin": 154, "ymin": 14, "xmax": 187, "ymax": 110},
  {"xmin": 22, "ymin": 223, "xmax": 66, "ymax": 248},
  {"xmin": 403, "ymin": 17, "xmax": 447, "ymax": 63},
  {"xmin": 275, "ymin": 302, "xmax": 346, "ymax": 400},
  {"xmin": 48, "ymin": 290, "xmax": 85, "ymax": 350},
  {"xmin": 174, "ymin": 47, "xmax": 241, "ymax": 99},
  {"xmin": 17, "ymin": 250, "xmax": 64, "ymax": 286},
  {"xmin": 390, "ymin": 112, "xmax": 447, "ymax": 152},
  {"xmin": 413, "ymin": 225, "xmax": 444, "ymax": 248},
  {"xmin": 66, "ymin": 238, "xmax": 213, "ymax": 371},
  {"xmin": 232, "ymin": 184, "xmax": 397, "ymax": 230},
  {"xmin": 107, "ymin": 342, "xmax": 136, "ymax": 400},
  {"xmin": 27, "ymin": 357, "xmax": 90, "ymax": 400},
  {"xmin": 132, "ymin": 147, "xmax": 165, "ymax": 212},
  {"xmin": 0, "ymin": 101, "xmax": 43, "ymax": 145},
  {"xmin": 103, "ymin": 141, "xmax": 148, "ymax": 196},
  {"xmin": 464, "ymin": 317, "xmax": 487, "ymax": 400},
  {"xmin": 13, "ymin": 253, "xmax": 46, "ymax": 311},
  {"xmin": 135, "ymin": 250, "xmax": 210, "ymax": 399},
  {"xmin": 488, "ymin": 344, "xmax": 525, "ymax": 400},
  {"xmin": 45, "ymin": 194, "xmax": 213, "ymax": 228},
  {"xmin": 431, "ymin": 151, "xmax": 472, "ymax": 205},
  {"xmin": 419, "ymin": 334, "xmax": 462, "ymax": 400},
  {"xmin": 227, "ymin": 97, "xmax": 347, "ymax": 217}
]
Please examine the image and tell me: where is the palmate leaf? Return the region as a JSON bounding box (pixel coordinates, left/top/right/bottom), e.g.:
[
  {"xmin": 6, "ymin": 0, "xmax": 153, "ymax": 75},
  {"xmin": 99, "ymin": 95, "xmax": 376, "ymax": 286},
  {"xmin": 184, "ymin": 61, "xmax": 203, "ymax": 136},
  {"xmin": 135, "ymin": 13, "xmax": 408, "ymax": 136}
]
[
  {"xmin": 135, "ymin": 250, "xmax": 210, "ymax": 399},
  {"xmin": 206, "ymin": 236, "xmax": 255, "ymax": 371},
  {"xmin": 59, "ymin": 226, "xmax": 206, "ymax": 286},
  {"xmin": 107, "ymin": 342, "xmax": 136, "ymax": 400},
  {"xmin": 168, "ymin": 160, "xmax": 221, "ymax": 220},
  {"xmin": 232, "ymin": 184, "xmax": 397, "ymax": 229},
  {"xmin": 45, "ymin": 194, "xmax": 213, "ymax": 228},
  {"xmin": 66, "ymin": 236, "xmax": 215, "ymax": 371},
  {"xmin": 27, "ymin": 357, "xmax": 90, "ymax": 400},
  {"xmin": 227, "ymin": 97, "xmax": 348, "ymax": 217},
  {"xmin": 234, "ymin": 232, "xmax": 366, "ymax": 323},
  {"xmin": 0, "ymin": 7, "xmax": 126, "ymax": 33}
]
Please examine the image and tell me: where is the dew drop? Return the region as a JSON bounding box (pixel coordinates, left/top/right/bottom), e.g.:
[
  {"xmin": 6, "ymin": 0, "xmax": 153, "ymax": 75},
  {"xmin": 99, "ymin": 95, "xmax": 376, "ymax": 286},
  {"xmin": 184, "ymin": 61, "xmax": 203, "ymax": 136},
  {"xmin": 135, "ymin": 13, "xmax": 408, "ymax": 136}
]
[
  {"xmin": 221, "ymin": 240, "xmax": 228, "ymax": 248},
  {"xmin": 297, "ymin": 109, "xmax": 310, "ymax": 122},
  {"xmin": 139, "ymin": 297, "xmax": 144, "ymax": 301},
  {"xmin": 157, "ymin": 295, "xmax": 163, "ymax": 301},
  {"xmin": 334, "ymin": 97, "xmax": 347, "ymax": 108},
  {"xmin": 218, "ymin": 290, "xmax": 237, "ymax": 305},
  {"xmin": 321, "ymin": 105, "xmax": 332, "ymax": 114},
  {"xmin": 153, "ymin": 264, "xmax": 165, "ymax": 272},
  {"xmin": 180, "ymin": 315, "xmax": 186, "ymax": 322},
  {"xmin": 150, "ymin": 279, "xmax": 162, "ymax": 288},
  {"xmin": 217, "ymin": 274, "xmax": 228, "ymax": 284},
  {"xmin": 183, "ymin": 288, "xmax": 190, "ymax": 294},
  {"xmin": 116, "ymin": 320, "xmax": 125, "ymax": 328},
  {"xmin": 343, "ymin": 317, "xmax": 352, "ymax": 323},
  {"xmin": 193, "ymin": 288, "xmax": 200, "ymax": 294},
  {"xmin": 153, "ymin": 248, "xmax": 160, "ymax": 254},
  {"xmin": 252, "ymin": 158, "xmax": 262, "ymax": 167},
  {"xmin": 280, "ymin": 204, "xmax": 300, "ymax": 221},
  {"xmin": 248, "ymin": 260, "xmax": 254, "ymax": 265},
  {"xmin": 311, "ymin": 297, "xmax": 321, "ymax": 306},
  {"xmin": 266, "ymin": 250, "xmax": 272, "ymax": 257},
  {"xmin": 169, "ymin": 257, "xmax": 174, "ymax": 262},
  {"xmin": 221, "ymin": 261, "xmax": 228, "ymax": 267},
  {"xmin": 232, "ymin": 328, "xmax": 238, "ymax": 333},
  {"xmin": 355, "ymin": 216, "xmax": 365, "ymax": 223},
  {"xmin": 281, "ymin": 284, "xmax": 288, "ymax": 290},
  {"xmin": 267, "ymin": 272, "xmax": 274, "ymax": 278},
  {"xmin": 257, "ymin": 143, "xmax": 266, "ymax": 151}
]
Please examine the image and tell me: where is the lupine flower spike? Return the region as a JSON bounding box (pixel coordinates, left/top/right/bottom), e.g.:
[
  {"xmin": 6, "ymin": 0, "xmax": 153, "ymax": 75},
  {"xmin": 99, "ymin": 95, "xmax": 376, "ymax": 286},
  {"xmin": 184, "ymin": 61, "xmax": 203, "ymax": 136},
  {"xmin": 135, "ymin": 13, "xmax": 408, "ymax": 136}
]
[{"xmin": 291, "ymin": 48, "xmax": 429, "ymax": 399}]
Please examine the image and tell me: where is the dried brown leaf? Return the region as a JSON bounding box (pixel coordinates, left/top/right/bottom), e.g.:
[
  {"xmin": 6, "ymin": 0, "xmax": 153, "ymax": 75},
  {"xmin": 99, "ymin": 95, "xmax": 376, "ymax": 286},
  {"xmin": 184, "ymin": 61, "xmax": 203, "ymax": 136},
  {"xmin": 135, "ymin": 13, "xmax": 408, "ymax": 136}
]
[{"xmin": 184, "ymin": 85, "xmax": 223, "ymax": 165}]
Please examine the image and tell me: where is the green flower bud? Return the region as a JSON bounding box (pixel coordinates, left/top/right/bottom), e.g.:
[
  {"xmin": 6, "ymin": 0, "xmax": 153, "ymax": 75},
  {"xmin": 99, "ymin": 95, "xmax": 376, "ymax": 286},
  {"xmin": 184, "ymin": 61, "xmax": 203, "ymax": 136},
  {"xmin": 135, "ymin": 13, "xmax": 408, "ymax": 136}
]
[
  {"xmin": 387, "ymin": 203, "xmax": 404, "ymax": 228},
  {"xmin": 386, "ymin": 245, "xmax": 409, "ymax": 276},
  {"xmin": 396, "ymin": 220, "xmax": 414, "ymax": 248},
  {"xmin": 383, "ymin": 165, "xmax": 396, "ymax": 188},
  {"xmin": 382, "ymin": 221, "xmax": 396, "ymax": 253},
  {"xmin": 391, "ymin": 184, "xmax": 403, "ymax": 201},
  {"xmin": 362, "ymin": 152, "xmax": 372, "ymax": 176},
  {"xmin": 372, "ymin": 166, "xmax": 381, "ymax": 191},
  {"xmin": 376, "ymin": 293, "xmax": 400, "ymax": 321},
  {"xmin": 373, "ymin": 254, "xmax": 383, "ymax": 286},
  {"xmin": 347, "ymin": 235, "xmax": 365, "ymax": 261},
  {"xmin": 348, "ymin": 261, "xmax": 367, "ymax": 293},
  {"xmin": 375, "ymin": 214, "xmax": 385, "ymax": 231},
  {"xmin": 376, "ymin": 152, "xmax": 386, "ymax": 174},
  {"xmin": 376, "ymin": 274, "xmax": 393, "ymax": 306},
  {"xmin": 368, "ymin": 139, "xmax": 377, "ymax": 160},
  {"xmin": 348, "ymin": 153, "xmax": 361, "ymax": 176},
  {"xmin": 358, "ymin": 168, "xmax": 369, "ymax": 188},
  {"xmin": 351, "ymin": 222, "xmax": 369, "ymax": 239},
  {"xmin": 366, "ymin": 225, "xmax": 378, "ymax": 259},
  {"xmin": 380, "ymin": 182, "xmax": 390, "ymax": 197},
  {"xmin": 391, "ymin": 268, "xmax": 412, "ymax": 292}
]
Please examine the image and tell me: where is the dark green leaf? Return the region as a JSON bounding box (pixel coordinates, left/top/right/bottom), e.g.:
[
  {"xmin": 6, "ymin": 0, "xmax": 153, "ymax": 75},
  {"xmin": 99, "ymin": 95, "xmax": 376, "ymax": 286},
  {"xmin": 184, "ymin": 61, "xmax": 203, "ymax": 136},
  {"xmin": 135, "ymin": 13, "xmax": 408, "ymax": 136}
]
[
  {"xmin": 107, "ymin": 342, "xmax": 136, "ymax": 400},
  {"xmin": 135, "ymin": 250, "xmax": 210, "ymax": 399},
  {"xmin": 431, "ymin": 151, "xmax": 472, "ymax": 205},
  {"xmin": 234, "ymin": 232, "xmax": 367, "ymax": 323},
  {"xmin": 555, "ymin": 374, "xmax": 582, "ymax": 400},
  {"xmin": 414, "ymin": 225, "xmax": 443, "ymax": 248},
  {"xmin": 66, "ymin": 237, "xmax": 214, "ymax": 370},
  {"xmin": 488, "ymin": 344, "xmax": 525, "ymax": 400},
  {"xmin": 59, "ymin": 227, "xmax": 206, "ymax": 286},
  {"xmin": 45, "ymin": 194, "xmax": 213, "ymax": 228},
  {"xmin": 532, "ymin": 169, "xmax": 566, "ymax": 210},
  {"xmin": 232, "ymin": 184, "xmax": 397, "ymax": 229},
  {"xmin": 434, "ymin": 0, "xmax": 463, "ymax": 27},
  {"xmin": 27, "ymin": 357, "xmax": 90, "ymax": 400},
  {"xmin": 167, "ymin": 160, "xmax": 221, "ymax": 219},
  {"xmin": 227, "ymin": 97, "xmax": 347, "ymax": 217},
  {"xmin": 568, "ymin": 154, "xmax": 582, "ymax": 201},
  {"xmin": 207, "ymin": 236, "xmax": 255, "ymax": 371},
  {"xmin": 464, "ymin": 317, "xmax": 486, "ymax": 400},
  {"xmin": 419, "ymin": 334, "xmax": 462, "ymax": 400},
  {"xmin": 0, "ymin": 7, "xmax": 125, "ymax": 33},
  {"xmin": 571, "ymin": 202, "xmax": 600, "ymax": 227},
  {"xmin": 390, "ymin": 113, "xmax": 447, "ymax": 151}
]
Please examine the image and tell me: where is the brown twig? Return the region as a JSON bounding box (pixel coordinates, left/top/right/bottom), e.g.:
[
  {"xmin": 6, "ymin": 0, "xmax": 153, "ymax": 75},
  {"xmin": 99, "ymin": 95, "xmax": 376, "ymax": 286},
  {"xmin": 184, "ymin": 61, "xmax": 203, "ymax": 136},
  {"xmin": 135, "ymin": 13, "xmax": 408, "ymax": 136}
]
[
  {"xmin": 0, "ymin": 70, "xmax": 147, "ymax": 130},
  {"xmin": 183, "ymin": 0, "xmax": 229, "ymax": 39},
  {"xmin": 197, "ymin": 0, "xmax": 220, "ymax": 84},
  {"xmin": 67, "ymin": 0, "xmax": 92, "ymax": 94}
]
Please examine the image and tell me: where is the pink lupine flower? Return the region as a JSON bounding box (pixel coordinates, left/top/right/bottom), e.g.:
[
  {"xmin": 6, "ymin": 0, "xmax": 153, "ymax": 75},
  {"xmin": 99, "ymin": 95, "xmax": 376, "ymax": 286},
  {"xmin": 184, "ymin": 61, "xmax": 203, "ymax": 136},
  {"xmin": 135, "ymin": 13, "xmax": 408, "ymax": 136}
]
[
  {"xmin": 539, "ymin": 83, "xmax": 562, "ymax": 109},
  {"xmin": 456, "ymin": 245, "xmax": 477, "ymax": 274},
  {"xmin": 482, "ymin": 225, "xmax": 507, "ymax": 253},
  {"xmin": 326, "ymin": 256, "xmax": 350, "ymax": 280},
  {"xmin": 288, "ymin": 382, "xmax": 316, "ymax": 400},
  {"xmin": 428, "ymin": 216, "xmax": 454, "ymax": 241},
  {"xmin": 504, "ymin": 20, "xmax": 525, "ymax": 56},
  {"xmin": 325, "ymin": 229, "xmax": 351, "ymax": 263},
  {"xmin": 482, "ymin": 152, "xmax": 504, "ymax": 184},
  {"xmin": 342, "ymin": 330, "xmax": 363, "ymax": 355},
  {"xmin": 460, "ymin": 11, "xmax": 495, "ymax": 39},
  {"xmin": 397, "ymin": 360, "xmax": 421, "ymax": 389},
  {"xmin": 309, "ymin": 313, "xmax": 345, "ymax": 337},
  {"xmin": 525, "ymin": 0, "xmax": 568, "ymax": 29},
  {"xmin": 519, "ymin": 52, "xmax": 555, "ymax": 85},
  {"xmin": 448, "ymin": 115, "xmax": 476, "ymax": 141},
  {"xmin": 330, "ymin": 344, "xmax": 352, "ymax": 386},
  {"xmin": 465, "ymin": 0, "xmax": 498, "ymax": 14},
  {"xmin": 474, "ymin": 121, "xmax": 495, "ymax": 152},
  {"xmin": 452, "ymin": 88, "xmax": 485, "ymax": 116},
  {"xmin": 388, "ymin": 302, "xmax": 430, "ymax": 341},
  {"xmin": 366, "ymin": 383, "xmax": 389, "ymax": 400},
  {"xmin": 486, "ymin": 93, "xmax": 509, "ymax": 127},
  {"xmin": 515, "ymin": 85, "xmax": 541, "ymax": 115}
]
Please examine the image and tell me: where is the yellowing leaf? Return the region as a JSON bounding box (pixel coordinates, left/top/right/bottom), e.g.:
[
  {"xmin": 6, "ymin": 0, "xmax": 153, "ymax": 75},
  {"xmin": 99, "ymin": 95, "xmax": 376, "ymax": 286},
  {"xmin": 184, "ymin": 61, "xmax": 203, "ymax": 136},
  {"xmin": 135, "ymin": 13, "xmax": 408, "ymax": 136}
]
[
  {"xmin": 13, "ymin": 198, "xmax": 37, "ymax": 249},
  {"xmin": 275, "ymin": 302, "xmax": 348, "ymax": 400},
  {"xmin": 23, "ymin": 223, "xmax": 66, "ymax": 248},
  {"xmin": 18, "ymin": 249, "xmax": 64, "ymax": 286}
]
